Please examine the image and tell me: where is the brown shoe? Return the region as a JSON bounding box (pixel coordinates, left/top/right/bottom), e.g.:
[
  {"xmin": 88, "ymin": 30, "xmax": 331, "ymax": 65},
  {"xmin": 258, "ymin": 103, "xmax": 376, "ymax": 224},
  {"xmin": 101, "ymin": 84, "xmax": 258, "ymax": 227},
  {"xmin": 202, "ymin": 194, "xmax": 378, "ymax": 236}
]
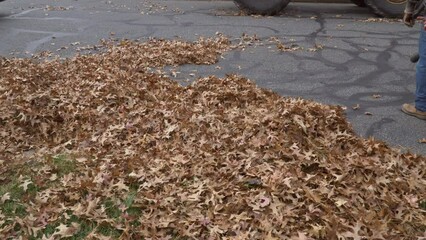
[{"xmin": 401, "ymin": 103, "xmax": 426, "ymax": 120}]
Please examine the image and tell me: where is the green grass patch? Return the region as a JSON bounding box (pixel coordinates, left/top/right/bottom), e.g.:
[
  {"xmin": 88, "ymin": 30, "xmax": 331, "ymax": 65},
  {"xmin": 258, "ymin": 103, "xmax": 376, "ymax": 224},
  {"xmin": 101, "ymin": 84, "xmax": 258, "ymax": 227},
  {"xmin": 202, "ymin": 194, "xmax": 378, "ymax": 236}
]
[
  {"xmin": 44, "ymin": 222, "xmax": 60, "ymax": 237},
  {"xmin": 128, "ymin": 182, "xmax": 140, "ymax": 192},
  {"xmin": 420, "ymin": 200, "xmax": 426, "ymax": 210},
  {"xmin": 64, "ymin": 216, "xmax": 97, "ymax": 240},
  {"xmin": 0, "ymin": 179, "xmax": 25, "ymax": 200},
  {"xmin": 30, "ymin": 215, "xmax": 97, "ymax": 240},
  {"xmin": 1, "ymin": 200, "xmax": 27, "ymax": 217},
  {"xmin": 97, "ymin": 222, "xmax": 123, "ymax": 238},
  {"xmin": 0, "ymin": 168, "xmax": 38, "ymax": 199},
  {"xmin": 30, "ymin": 221, "xmax": 61, "ymax": 240},
  {"xmin": 130, "ymin": 220, "xmax": 141, "ymax": 228},
  {"xmin": 52, "ymin": 154, "xmax": 76, "ymax": 176},
  {"xmin": 0, "ymin": 171, "xmax": 40, "ymax": 239},
  {"xmin": 104, "ymin": 199, "xmax": 121, "ymax": 219},
  {"xmin": 0, "ymin": 176, "xmax": 37, "ymax": 220},
  {"xmin": 124, "ymin": 191, "xmax": 137, "ymax": 208},
  {"xmin": 124, "ymin": 191, "xmax": 142, "ymax": 217},
  {"xmin": 127, "ymin": 206, "xmax": 142, "ymax": 217}
]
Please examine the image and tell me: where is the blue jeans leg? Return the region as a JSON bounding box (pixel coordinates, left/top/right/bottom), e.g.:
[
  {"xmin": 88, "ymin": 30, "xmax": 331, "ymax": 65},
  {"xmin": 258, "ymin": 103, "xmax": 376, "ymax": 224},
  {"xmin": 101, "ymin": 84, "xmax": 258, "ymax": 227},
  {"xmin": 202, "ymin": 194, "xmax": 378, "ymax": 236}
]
[{"xmin": 416, "ymin": 25, "xmax": 426, "ymax": 111}]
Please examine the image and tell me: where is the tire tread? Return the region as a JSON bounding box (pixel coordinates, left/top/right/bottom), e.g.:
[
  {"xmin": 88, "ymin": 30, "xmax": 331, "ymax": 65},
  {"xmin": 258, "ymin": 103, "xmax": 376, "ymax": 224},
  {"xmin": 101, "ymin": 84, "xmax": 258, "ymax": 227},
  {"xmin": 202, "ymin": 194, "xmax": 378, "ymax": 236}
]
[
  {"xmin": 233, "ymin": 0, "xmax": 290, "ymax": 16},
  {"xmin": 364, "ymin": 0, "xmax": 405, "ymax": 18}
]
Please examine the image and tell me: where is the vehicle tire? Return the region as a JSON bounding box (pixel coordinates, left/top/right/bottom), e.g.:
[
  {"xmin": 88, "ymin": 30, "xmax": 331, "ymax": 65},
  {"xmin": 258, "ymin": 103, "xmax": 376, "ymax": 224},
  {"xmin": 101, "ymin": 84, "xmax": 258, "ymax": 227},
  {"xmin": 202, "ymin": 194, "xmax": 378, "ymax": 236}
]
[
  {"xmin": 233, "ymin": 0, "xmax": 290, "ymax": 15},
  {"xmin": 350, "ymin": 0, "xmax": 367, "ymax": 7},
  {"xmin": 365, "ymin": 0, "xmax": 406, "ymax": 18}
]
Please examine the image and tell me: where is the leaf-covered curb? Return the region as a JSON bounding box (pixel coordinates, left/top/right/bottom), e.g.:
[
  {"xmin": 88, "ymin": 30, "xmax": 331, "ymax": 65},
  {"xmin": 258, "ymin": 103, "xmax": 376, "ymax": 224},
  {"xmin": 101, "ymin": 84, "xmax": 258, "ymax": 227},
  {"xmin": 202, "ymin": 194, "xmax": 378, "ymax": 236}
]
[{"xmin": 0, "ymin": 37, "xmax": 425, "ymax": 239}]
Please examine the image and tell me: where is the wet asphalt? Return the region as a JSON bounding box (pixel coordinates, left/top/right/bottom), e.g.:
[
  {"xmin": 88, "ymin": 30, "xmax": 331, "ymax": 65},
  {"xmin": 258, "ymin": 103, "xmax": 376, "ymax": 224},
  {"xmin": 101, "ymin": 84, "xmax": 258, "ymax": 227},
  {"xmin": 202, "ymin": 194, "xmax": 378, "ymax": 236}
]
[{"xmin": 0, "ymin": 0, "xmax": 425, "ymax": 154}]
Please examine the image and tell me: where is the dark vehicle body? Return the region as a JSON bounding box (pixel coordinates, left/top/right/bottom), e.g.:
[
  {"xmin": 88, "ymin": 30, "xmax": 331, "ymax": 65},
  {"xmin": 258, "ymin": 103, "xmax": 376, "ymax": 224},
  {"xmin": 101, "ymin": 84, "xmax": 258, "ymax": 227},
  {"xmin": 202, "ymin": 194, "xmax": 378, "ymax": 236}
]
[{"xmin": 233, "ymin": 0, "xmax": 407, "ymax": 18}]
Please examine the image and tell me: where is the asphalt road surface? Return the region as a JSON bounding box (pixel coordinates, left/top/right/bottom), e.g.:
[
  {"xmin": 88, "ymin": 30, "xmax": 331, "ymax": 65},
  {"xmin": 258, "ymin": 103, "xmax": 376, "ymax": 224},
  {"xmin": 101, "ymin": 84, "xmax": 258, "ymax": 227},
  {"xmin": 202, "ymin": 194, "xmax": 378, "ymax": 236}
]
[{"xmin": 1, "ymin": 0, "xmax": 425, "ymax": 154}]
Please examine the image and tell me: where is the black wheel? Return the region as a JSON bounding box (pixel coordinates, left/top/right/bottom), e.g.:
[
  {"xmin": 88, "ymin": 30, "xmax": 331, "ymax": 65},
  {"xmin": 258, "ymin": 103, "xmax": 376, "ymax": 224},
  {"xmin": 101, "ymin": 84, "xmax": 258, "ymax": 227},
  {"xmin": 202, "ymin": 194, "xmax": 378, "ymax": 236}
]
[
  {"xmin": 233, "ymin": 0, "xmax": 290, "ymax": 15},
  {"xmin": 350, "ymin": 0, "xmax": 367, "ymax": 7},
  {"xmin": 365, "ymin": 0, "xmax": 406, "ymax": 18}
]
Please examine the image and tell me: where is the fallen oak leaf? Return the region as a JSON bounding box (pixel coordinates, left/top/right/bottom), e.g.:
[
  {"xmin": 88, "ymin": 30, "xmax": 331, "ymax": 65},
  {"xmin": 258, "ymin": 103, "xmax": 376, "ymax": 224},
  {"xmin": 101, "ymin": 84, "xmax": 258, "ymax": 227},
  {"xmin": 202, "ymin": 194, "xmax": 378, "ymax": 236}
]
[
  {"xmin": 112, "ymin": 179, "xmax": 130, "ymax": 192},
  {"xmin": 335, "ymin": 198, "xmax": 348, "ymax": 207},
  {"xmin": 291, "ymin": 232, "xmax": 314, "ymax": 240},
  {"xmin": 51, "ymin": 223, "xmax": 81, "ymax": 238},
  {"xmin": 278, "ymin": 43, "xmax": 302, "ymax": 52},
  {"xmin": 85, "ymin": 197, "xmax": 101, "ymax": 215},
  {"xmin": 75, "ymin": 157, "xmax": 88, "ymax": 163},
  {"xmin": 419, "ymin": 138, "xmax": 426, "ymax": 143},
  {"xmin": 303, "ymin": 187, "xmax": 321, "ymax": 203},
  {"xmin": 340, "ymin": 222, "xmax": 365, "ymax": 240},
  {"xmin": 352, "ymin": 104, "xmax": 360, "ymax": 110},
  {"xmin": 404, "ymin": 194, "xmax": 419, "ymax": 208},
  {"xmin": 49, "ymin": 174, "xmax": 58, "ymax": 181},
  {"xmin": 1, "ymin": 193, "xmax": 10, "ymax": 203},
  {"xmin": 293, "ymin": 115, "xmax": 308, "ymax": 134},
  {"xmin": 19, "ymin": 178, "xmax": 33, "ymax": 192}
]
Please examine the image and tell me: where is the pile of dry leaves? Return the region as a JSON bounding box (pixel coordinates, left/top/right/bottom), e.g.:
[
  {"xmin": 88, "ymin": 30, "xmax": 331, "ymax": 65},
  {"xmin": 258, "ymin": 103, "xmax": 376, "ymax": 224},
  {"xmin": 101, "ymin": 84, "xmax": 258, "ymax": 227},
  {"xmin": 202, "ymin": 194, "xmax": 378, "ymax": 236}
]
[{"xmin": 0, "ymin": 36, "xmax": 425, "ymax": 240}]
